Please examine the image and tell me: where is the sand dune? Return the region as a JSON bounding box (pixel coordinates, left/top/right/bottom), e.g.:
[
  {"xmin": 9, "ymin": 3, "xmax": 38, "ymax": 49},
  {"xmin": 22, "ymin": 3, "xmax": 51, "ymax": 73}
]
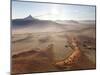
[{"xmin": 12, "ymin": 19, "xmax": 96, "ymax": 74}]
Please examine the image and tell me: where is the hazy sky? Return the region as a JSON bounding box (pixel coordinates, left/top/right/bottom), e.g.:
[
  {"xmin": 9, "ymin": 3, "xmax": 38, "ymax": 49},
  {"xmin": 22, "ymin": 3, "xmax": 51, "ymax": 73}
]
[{"xmin": 12, "ymin": 1, "xmax": 95, "ymax": 20}]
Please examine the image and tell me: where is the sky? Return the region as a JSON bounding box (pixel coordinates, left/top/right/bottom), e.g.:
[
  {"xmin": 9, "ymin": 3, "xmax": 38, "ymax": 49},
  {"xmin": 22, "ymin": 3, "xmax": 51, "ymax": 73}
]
[{"xmin": 12, "ymin": 1, "xmax": 96, "ymax": 20}]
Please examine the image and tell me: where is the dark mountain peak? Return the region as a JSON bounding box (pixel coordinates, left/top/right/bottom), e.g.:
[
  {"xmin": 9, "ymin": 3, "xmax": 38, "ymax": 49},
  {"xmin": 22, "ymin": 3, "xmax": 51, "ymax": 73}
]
[{"xmin": 24, "ymin": 15, "xmax": 34, "ymax": 20}]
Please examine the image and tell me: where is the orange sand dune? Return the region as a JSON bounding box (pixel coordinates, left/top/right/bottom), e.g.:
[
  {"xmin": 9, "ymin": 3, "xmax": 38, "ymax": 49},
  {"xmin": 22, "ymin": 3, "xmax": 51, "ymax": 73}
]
[{"xmin": 55, "ymin": 35, "xmax": 95, "ymax": 69}]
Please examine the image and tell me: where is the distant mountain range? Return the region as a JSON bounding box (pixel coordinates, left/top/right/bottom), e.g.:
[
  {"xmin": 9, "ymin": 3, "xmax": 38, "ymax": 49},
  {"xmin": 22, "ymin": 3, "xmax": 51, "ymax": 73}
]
[
  {"xmin": 12, "ymin": 15, "xmax": 60, "ymax": 28},
  {"xmin": 12, "ymin": 15, "xmax": 39, "ymax": 27},
  {"xmin": 12, "ymin": 15, "xmax": 65, "ymax": 33},
  {"xmin": 12, "ymin": 15, "xmax": 95, "ymax": 33}
]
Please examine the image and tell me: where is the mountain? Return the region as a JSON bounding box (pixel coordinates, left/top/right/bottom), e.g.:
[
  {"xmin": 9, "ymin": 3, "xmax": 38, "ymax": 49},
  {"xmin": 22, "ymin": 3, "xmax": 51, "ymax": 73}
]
[
  {"xmin": 24, "ymin": 15, "xmax": 34, "ymax": 20},
  {"xmin": 12, "ymin": 15, "xmax": 95, "ymax": 33},
  {"xmin": 12, "ymin": 15, "xmax": 59, "ymax": 27},
  {"xmin": 12, "ymin": 15, "xmax": 65, "ymax": 33},
  {"xmin": 12, "ymin": 15, "xmax": 40, "ymax": 27}
]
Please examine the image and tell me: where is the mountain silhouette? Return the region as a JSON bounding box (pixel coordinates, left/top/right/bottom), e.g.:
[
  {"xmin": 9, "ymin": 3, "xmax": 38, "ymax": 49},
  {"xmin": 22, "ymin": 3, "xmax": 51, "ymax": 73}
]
[
  {"xmin": 12, "ymin": 15, "xmax": 66, "ymax": 32},
  {"xmin": 12, "ymin": 15, "xmax": 40, "ymax": 28},
  {"xmin": 12, "ymin": 15, "xmax": 59, "ymax": 28},
  {"xmin": 24, "ymin": 15, "xmax": 39, "ymax": 21},
  {"xmin": 24, "ymin": 15, "xmax": 34, "ymax": 20}
]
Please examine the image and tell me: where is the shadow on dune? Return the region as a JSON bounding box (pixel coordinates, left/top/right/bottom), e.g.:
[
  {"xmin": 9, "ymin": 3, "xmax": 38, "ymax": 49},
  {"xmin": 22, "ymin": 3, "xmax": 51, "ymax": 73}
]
[{"xmin": 12, "ymin": 44, "xmax": 56, "ymax": 74}]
